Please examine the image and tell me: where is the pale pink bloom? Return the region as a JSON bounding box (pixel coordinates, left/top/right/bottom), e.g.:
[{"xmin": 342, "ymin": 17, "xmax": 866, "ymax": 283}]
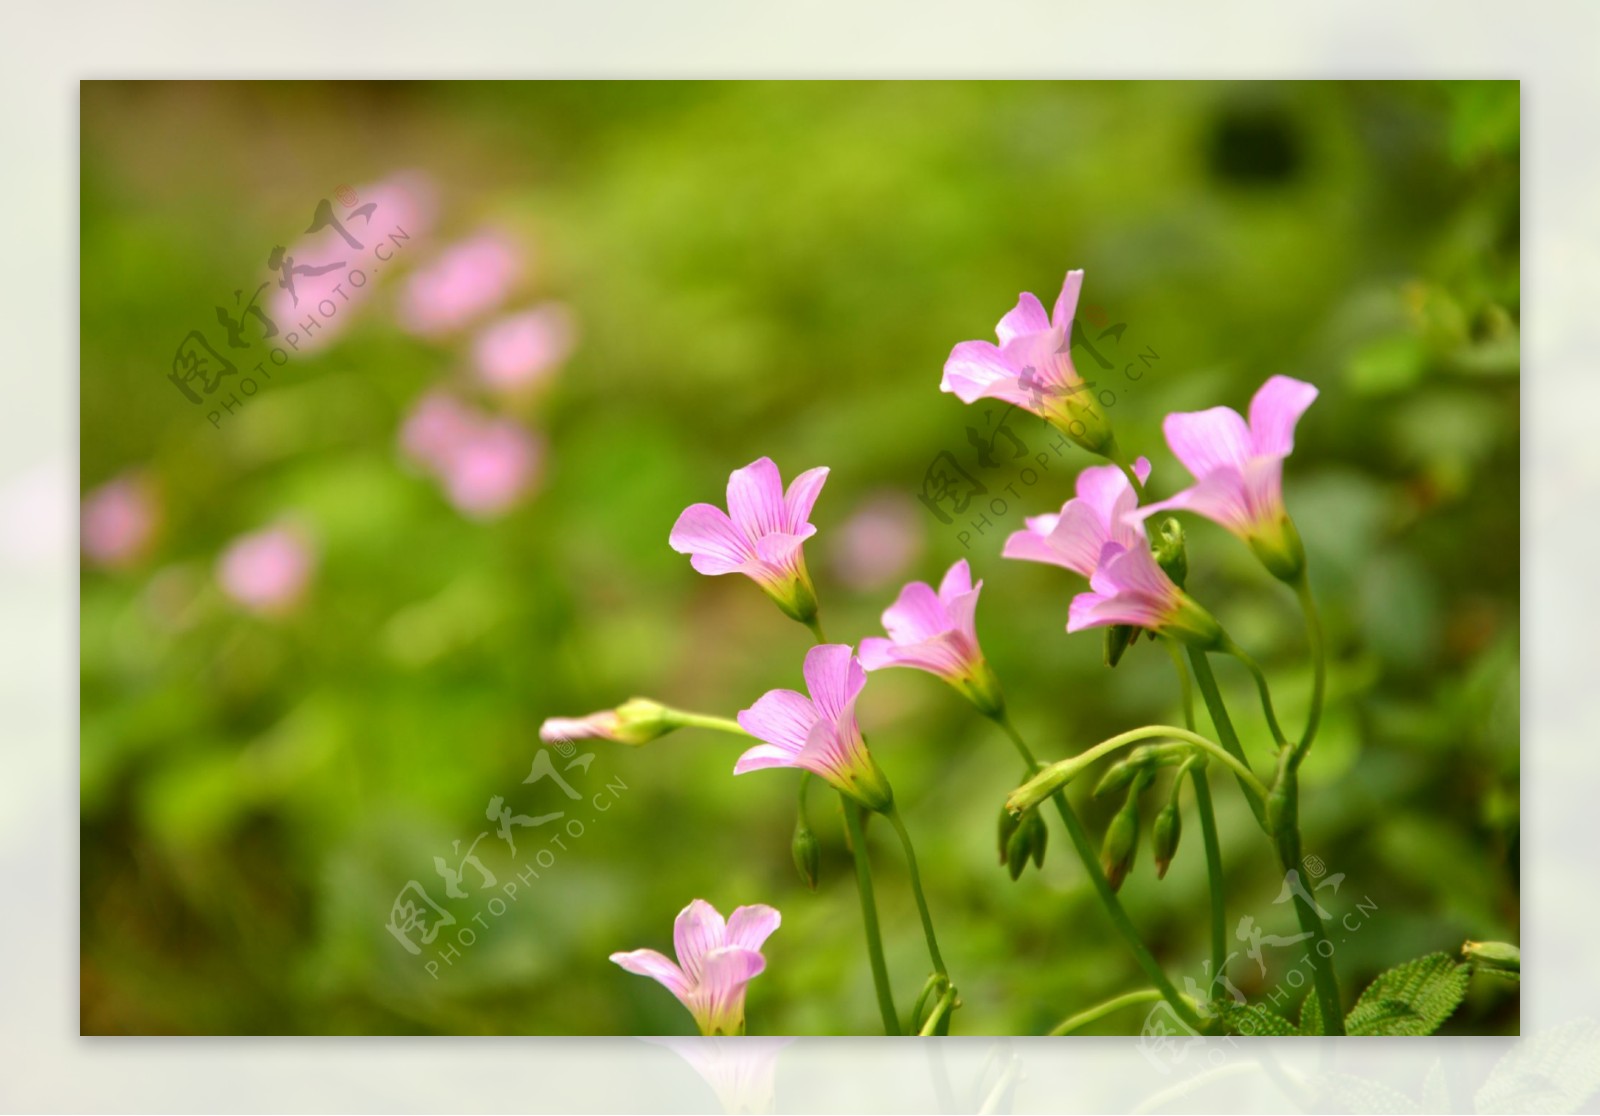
[
  {"xmin": 81, "ymin": 473, "xmax": 158, "ymax": 569},
  {"xmin": 439, "ymin": 418, "xmax": 542, "ymax": 520},
  {"xmin": 828, "ymin": 491, "xmax": 923, "ymax": 593},
  {"xmin": 611, "ymin": 899, "xmax": 780, "ymax": 1036},
  {"xmin": 1002, "ymin": 457, "xmax": 1151, "ymax": 578},
  {"xmin": 217, "ymin": 525, "xmax": 314, "ymax": 615},
  {"xmin": 1129, "ymin": 375, "xmax": 1319, "ymax": 577},
  {"xmin": 472, "ymin": 303, "xmax": 575, "ymax": 392},
  {"xmin": 942, "ymin": 268, "xmax": 1115, "ymax": 454},
  {"xmin": 859, "ymin": 560, "xmax": 1002, "ymax": 715},
  {"xmin": 398, "ymin": 391, "xmax": 479, "ymax": 474},
  {"xmin": 268, "ymin": 172, "xmax": 436, "ymax": 352},
  {"xmin": 1066, "ymin": 540, "xmax": 1197, "ymax": 636},
  {"xmin": 538, "ymin": 699, "xmax": 673, "ymax": 747},
  {"xmin": 736, "ymin": 644, "xmax": 891, "ymax": 811},
  {"xmin": 398, "ymin": 230, "xmax": 522, "ymax": 337},
  {"xmin": 669, "ymin": 457, "xmax": 828, "ymax": 624}
]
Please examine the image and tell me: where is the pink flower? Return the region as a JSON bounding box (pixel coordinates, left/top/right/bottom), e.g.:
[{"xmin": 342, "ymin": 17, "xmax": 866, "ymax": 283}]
[
  {"xmin": 941, "ymin": 269, "xmax": 1116, "ymax": 456},
  {"xmin": 539, "ymin": 699, "xmax": 674, "ymax": 747},
  {"xmin": 828, "ymin": 491, "xmax": 924, "ymax": 593},
  {"xmin": 736, "ymin": 644, "xmax": 891, "ymax": 812},
  {"xmin": 398, "ymin": 230, "xmax": 522, "ymax": 337},
  {"xmin": 1004, "ymin": 459, "xmax": 1219, "ymax": 645},
  {"xmin": 267, "ymin": 172, "xmax": 437, "ymax": 352},
  {"xmin": 611, "ymin": 899, "xmax": 780, "ymax": 1036},
  {"xmin": 669, "ymin": 457, "xmax": 829, "ymax": 625},
  {"xmin": 858, "ymin": 560, "xmax": 1003, "ymax": 716},
  {"xmin": 440, "ymin": 419, "xmax": 542, "ymax": 520},
  {"xmin": 81, "ymin": 473, "xmax": 158, "ymax": 569},
  {"xmin": 217, "ymin": 525, "xmax": 314, "ymax": 615},
  {"xmin": 1129, "ymin": 375, "xmax": 1319, "ymax": 579},
  {"xmin": 397, "ymin": 393, "xmax": 541, "ymax": 520},
  {"xmin": 472, "ymin": 303, "xmax": 575, "ymax": 392}
]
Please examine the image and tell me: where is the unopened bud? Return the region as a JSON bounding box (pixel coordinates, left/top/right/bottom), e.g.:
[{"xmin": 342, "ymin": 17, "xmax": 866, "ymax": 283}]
[
  {"xmin": 1152, "ymin": 802, "xmax": 1182, "ymax": 879},
  {"xmin": 997, "ymin": 804, "xmax": 1020, "ymax": 865},
  {"xmin": 1462, "ymin": 940, "xmax": 1519, "ymax": 977},
  {"xmin": 792, "ymin": 819, "xmax": 820, "ymax": 891},
  {"xmin": 1004, "ymin": 808, "xmax": 1048, "ymax": 880},
  {"xmin": 1152, "ymin": 518, "xmax": 1188, "ymax": 588},
  {"xmin": 1101, "ymin": 799, "xmax": 1140, "ymax": 892}
]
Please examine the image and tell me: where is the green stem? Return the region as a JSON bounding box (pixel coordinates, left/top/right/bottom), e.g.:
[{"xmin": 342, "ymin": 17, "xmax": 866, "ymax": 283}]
[
  {"xmin": 1116, "ymin": 459, "xmax": 1146, "ymax": 499},
  {"xmin": 841, "ymin": 794, "xmax": 900, "ymax": 1035},
  {"xmin": 995, "ymin": 714, "xmax": 1203, "ymax": 1032},
  {"xmin": 1048, "ymin": 987, "xmax": 1177, "ymax": 1036},
  {"xmin": 669, "ymin": 711, "xmax": 751, "ymax": 736},
  {"xmin": 1012, "ymin": 723, "xmax": 1270, "ymax": 809},
  {"xmin": 1187, "ymin": 648, "xmax": 1269, "ymax": 831},
  {"xmin": 1189, "ymin": 765, "xmax": 1227, "ymax": 982},
  {"xmin": 1291, "ymin": 571, "xmax": 1326, "ymax": 768},
  {"xmin": 1219, "ymin": 638, "xmax": 1290, "ymax": 751},
  {"xmin": 887, "ymin": 806, "xmax": 948, "ymax": 980},
  {"xmin": 1269, "ymin": 759, "xmax": 1344, "ymax": 1034},
  {"xmin": 804, "ymin": 616, "xmax": 828, "ymax": 643},
  {"xmin": 918, "ymin": 987, "xmax": 958, "ymax": 1036}
]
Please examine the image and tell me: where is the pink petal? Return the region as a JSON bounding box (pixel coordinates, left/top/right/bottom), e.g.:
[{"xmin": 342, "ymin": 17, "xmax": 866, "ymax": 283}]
[
  {"xmin": 937, "ymin": 559, "xmax": 973, "ymax": 602},
  {"xmin": 1248, "ymin": 375, "xmax": 1319, "ymax": 459},
  {"xmin": 860, "ymin": 631, "xmax": 975, "ymax": 679},
  {"xmin": 856, "ymin": 636, "xmax": 900, "ymax": 671},
  {"xmin": 995, "ymin": 292, "xmax": 1051, "ymax": 345},
  {"xmin": 751, "ymin": 530, "xmax": 812, "ymax": 578},
  {"xmin": 940, "ymin": 340, "xmax": 1036, "ymax": 408},
  {"xmin": 611, "ymin": 948, "xmax": 690, "ymax": 999},
  {"xmin": 732, "ymin": 742, "xmax": 803, "ymax": 775},
  {"xmin": 727, "ymin": 458, "xmax": 788, "ymax": 540},
  {"xmin": 736, "ymin": 689, "xmax": 816, "ymax": 756},
  {"xmin": 689, "ymin": 946, "xmax": 767, "ymax": 1032},
  {"xmin": 1051, "ymin": 269, "xmax": 1085, "ymax": 333},
  {"xmin": 1127, "ymin": 468, "xmax": 1254, "ymax": 537},
  {"xmin": 879, "ymin": 580, "xmax": 949, "ymax": 644},
  {"xmin": 670, "ymin": 503, "xmax": 752, "ymax": 575},
  {"xmin": 725, "ymin": 905, "xmax": 782, "ymax": 953},
  {"xmin": 674, "ymin": 899, "xmax": 728, "ymax": 984},
  {"xmin": 1002, "ymin": 524, "xmax": 1076, "ymax": 571},
  {"xmin": 802, "ymin": 644, "xmax": 866, "ymax": 723},
  {"xmin": 1163, "ymin": 406, "xmax": 1253, "ymax": 481},
  {"xmin": 781, "ymin": 467, "xmax": 830, "ymax": 534},
  {"xmin": 1043, "ymin": 501, "xmax": 1114, "ymax": 579},
  {"xmin": 540, "ymin": 713, "xmax": 619, "ymax": 743}
]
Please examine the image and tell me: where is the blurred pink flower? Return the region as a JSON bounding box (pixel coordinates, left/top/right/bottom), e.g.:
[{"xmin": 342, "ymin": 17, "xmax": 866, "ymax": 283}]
[
  {"xmin": 397, "ymin": 393, "xmax": 542, "ymax": 519},
  {"xmin": 217, "ymin": 525, "xmax": 314, "ymax": 615},
  {"xmin": 611, "ymin": 899, "xmax": 780, "ymax": 1036},
  {"xmin": 828, "ymin": 491, "xmax": 923, "ymax": 593},
  {"xmin": 736, "ymin": 644, "xmax": 891, "ymax": 812},
  {"xmin": 81, "ymin": 473, "xmax": 159, "ymax": 569},
  {"xmin": 267, "ymin": 172, "xmax": 436, "ymax": 353},
  {"xmin": 398, "ymin": 230, "xmax": 523, "ymax": 337},
  {"xmin": 473, "ymin": 303, "xmax": 576, "ymax": 392}
]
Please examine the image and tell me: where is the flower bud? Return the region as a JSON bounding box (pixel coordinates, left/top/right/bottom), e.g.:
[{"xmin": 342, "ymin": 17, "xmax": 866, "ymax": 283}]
[
  {"xmin": 1101, "ymin": 799, "xmax": 1140, "ymax": 892},
  {"xmin": 997, "ymin": 803, "xmax": 1020, "ymax": 865},
  {"xmin": 792, "ymin": 819, "xmax": 820, "ymax": 891},
  {"xmin": 1004, "ymin": 807, "xmax": 1048, "ymax": 880},
  {"xmin": 1152, "ymin": 802, "xmax": 1182, "ymax": 879},
  {"xmin": 1152, "ymin": 518, "xmax": 1188, "ymax": 589},
  {"xmin": 1007, "ymin": 756, "xmax": 1088, "ymax": 816},
  {"xmin": 1462, "ymin": 940, "xmax": 1519, "ymax": 977},
  {"xmin": 540, "ymin": 697, "xmax": 677, "ymax": 747}
]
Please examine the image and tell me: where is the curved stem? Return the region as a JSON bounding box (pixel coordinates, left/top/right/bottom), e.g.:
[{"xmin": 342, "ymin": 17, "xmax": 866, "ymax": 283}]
[
  {"xmin": 841, "ymin": 795, "xmax": 900, "ymax": 1035},
  {"xmin": 995, "ymin": 715, "xmax": 1204, "ymax": 1032},
  {"xmin": 1218, "ymin": 638, "xmax": 1290, "ymax": 751},
  {"xmin": 1291, "ymin": 571, "xmax": 1326, "ymax": 768},
  {"xmin": 918, "ymin": 987, "xmax": 958, "ymax": 1036},
  {"xmin": 1116, "ymin": 459, "xmax": 1146, "ymax": 499},
  {"xmin": 887, "ymin": 807, "xmax": 948, "ymax": 981},
  {"xmin": 1048, "ymin": 987, "xmax": 1180, "ymax": 1036},
  {"xmin": 1187, "ymin": 648, "xmax": 1269, "ymax": 831},
  {"xmin": 669, "ymin": 711, "xmax": 751, "ymax": 736},
  {"xmin": 1012, "ymin": 723, "xmax": 1270, "ymax": 809}
]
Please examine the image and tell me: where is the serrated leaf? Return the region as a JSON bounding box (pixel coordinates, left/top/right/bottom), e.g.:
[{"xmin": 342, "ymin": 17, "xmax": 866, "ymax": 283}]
[
  {"xmin": 1344, "ymin": 952, "xmax": 1470, "ymax": 1036},
  {"xmin": 1215, "ymin": 1001, "xmax": 1299, "ymax": 1037},
  {"xmin": 1300, "ymin": 988, "xmax": 1326, "ymax": 1036}
]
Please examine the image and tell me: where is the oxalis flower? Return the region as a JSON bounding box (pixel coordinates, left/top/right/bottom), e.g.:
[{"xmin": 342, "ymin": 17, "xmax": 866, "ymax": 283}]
[
  {"xmin": 942, "ymin": 268, "xmax": 1118, "ymax": 458},
  {"xmin": 669, "ymin": 457, "xmax": 829, "ymax": 626},
  {"xmin": 539, "ymin": 699, "xmax": 675, "ymax": 747},
  {"xmin": 736, "ymin": 644, "xmax": 892, "ymax": 812},
  {"xmin": 1003, "ymin": 459, "xmax": 1220, "ymax": 647},
  {"xmin": 611, "ymin": 899, "xmax": 780, "ymax": 1036},
  {"xmin": 859, "ymin": 559, "xmax": 1004, "ymax": 718},
  {"xmin": 1129, "ymin": 375, "xmax": 1319, "ymax": 581}
]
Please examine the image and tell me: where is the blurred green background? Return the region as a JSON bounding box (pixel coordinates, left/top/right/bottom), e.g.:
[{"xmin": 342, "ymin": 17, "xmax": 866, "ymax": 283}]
[{"xmin": 80, "ymin": 81, "xmax": 1519, "ymax": 1035}]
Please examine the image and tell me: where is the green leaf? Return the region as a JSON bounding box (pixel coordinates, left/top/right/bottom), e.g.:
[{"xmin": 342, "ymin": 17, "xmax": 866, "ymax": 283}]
[
  {"xmin": 1215, "ymin": 1001, "xmax": 1299, "ymax": 1037},
  {"xmin": 1300, "ymin": 988, "xmax": 1326, "ymax": 1036},
  {"xmin": 1344, "ymin": 952, "xmax": 1470, "ymax": 1036}
]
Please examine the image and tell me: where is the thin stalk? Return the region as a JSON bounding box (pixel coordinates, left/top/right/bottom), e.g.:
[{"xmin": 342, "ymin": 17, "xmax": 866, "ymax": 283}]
[
  {"xmin": 841, "ymin": 795, "xmax": 900, "ymax": 1035},
  {"xmin": 1116, "ymin": 459, "xmax": 1146, "ymax": 499},
  {"xmin": 1166, "ymin": 639, "xmax": 1227, "ymax": 982},
  {"xmin": 1012, "ymin": 723, "xmax": 1270, "ymax": 808},
  {"xmin": 887, "ymin": 806, "xmax": 948, "ymax": 980},
  {"xmin": 1269, "ymin": 758, "xmax": 1344, "ymax": 1034},
  {"xmin": 1219, "ymin": 637, "xmax": 1290, "ymax": 751},
  {"xmin": 1291, "ymin": 571, "xmax": 1326, "ymax": 768},
  {"xmin": 670, "ymin": 711, "xmax": 751, "ymax": 736},
  {"xmin": 1187, "ymin": 648, "xmax": 1269, "ymax": 831},
  {"xmin": 918, "ymin": 987, "xmax": 958, "ymax": 1036},
  {"xmin": 804, "ymin": 616, "xmax": 828, "ymax": 643},
  {"xmin": 1047, "ymin": 988, "xmax": 1175, "ymax": 1036},
  {"xmin": 995, "ymin": 714, "xmax": 1203, "ymax": 1032}
]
